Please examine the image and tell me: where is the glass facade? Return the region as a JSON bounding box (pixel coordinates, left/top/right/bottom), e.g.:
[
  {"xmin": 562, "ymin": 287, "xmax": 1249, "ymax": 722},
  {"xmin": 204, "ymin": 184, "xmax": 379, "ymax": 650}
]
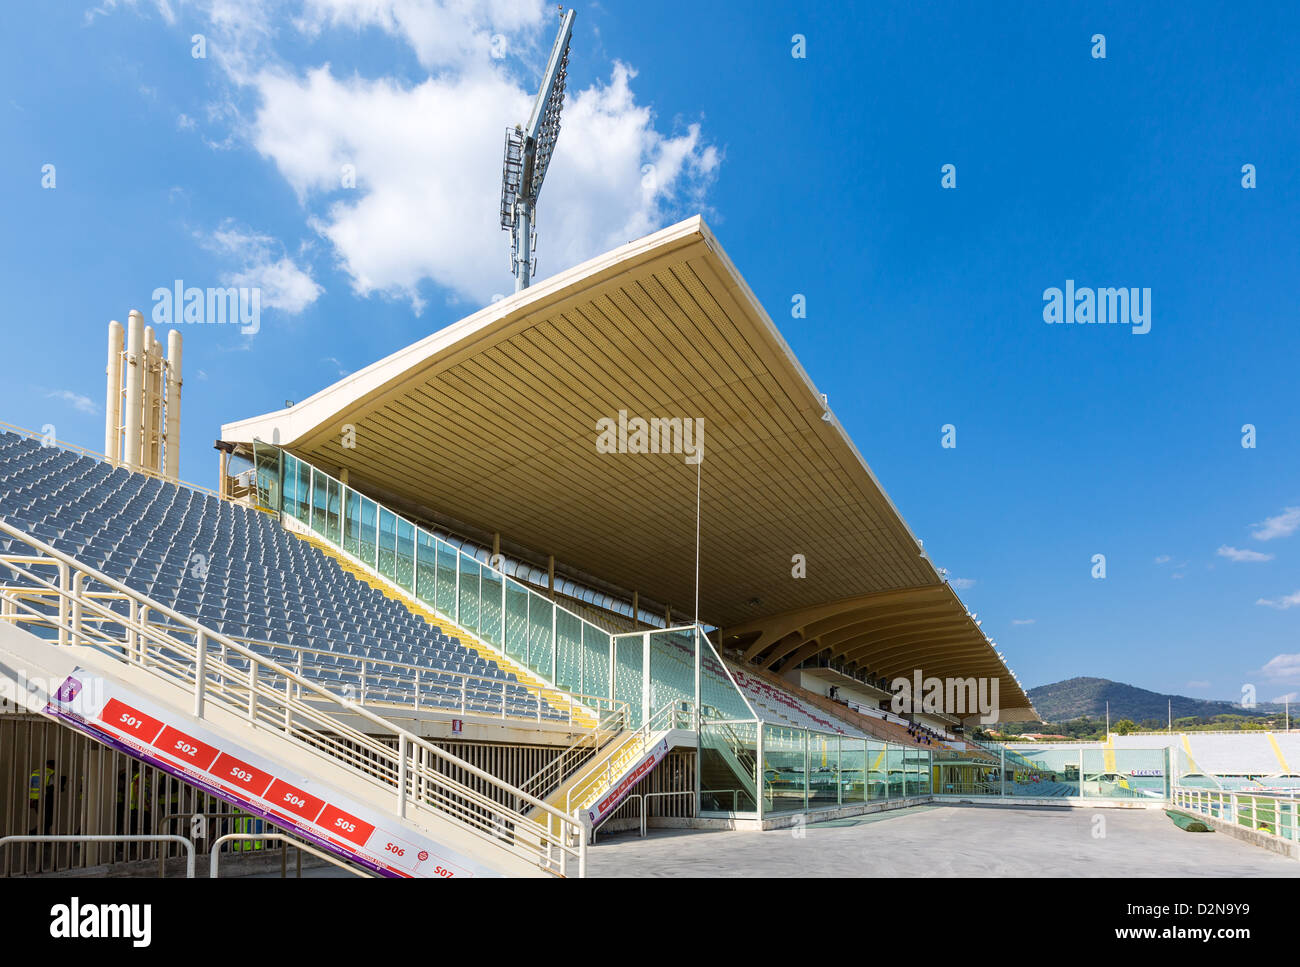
[
  {"xmin": 931, "ymin": 743, "xmax": 1172, "ymax": 801},
  {"xmin": 252, "ymin": 442, "xmax": 954, "ymax": 824},
  {"xmin": 251, "ymin": 443, "xmax": 758, "ymax": 727}
]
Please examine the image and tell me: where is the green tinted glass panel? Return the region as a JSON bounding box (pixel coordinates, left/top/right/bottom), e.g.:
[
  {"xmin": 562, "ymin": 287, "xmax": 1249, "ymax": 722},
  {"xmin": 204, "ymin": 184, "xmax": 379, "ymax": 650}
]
[
  {"xmin": 395, "ymin": 517, "xmax": 415, "ymax": 592},
  {"xmin": 326, "ymin": 477, "xmax": 341, "ymax": 544},
  {"xmin": 252, "ymin": 441, "xmax": 282, "ymax": 513},
  {"xmin": 699, "ymin": 629, "xmax": 753, "ymax": 721},
  {"xmin": 809, "ymin": 734, "xmax": 840, "ymax": 808},
  {"xmin": 358, "ymin": 496, "xmax": 377, "ymax": 568},
  {"xmin": 887, "ymin": 748, "xmax": 906, "ymax": 799},
  {"xmin": 415, "ymin": 530, "xmax": 437, "ymax": 603},
  {"xmin": 377, "ymin": 509, "xmax": 397, "ymax": 580},
  {"xmin": 648, "ymin": 628, "xmax": 694, "ymax": 716},
  {"xmin": 555, "ymin": 609, "xmax": 582, "ymax": 692},
  {"xmin": 435, "ymin": 539, "xmax": 457, "ymax": 618},
  {"xmin": 457, "ymin": 553, "xmax": 480, "ymax": 634},
  {"xmin": 343, "ymin": 489, "xmax": 361, "ymax": 558},
  {"xmin": 613, "ymin": 632, "xmax": 642, "ymax": 728},
  {"xmin": 841, "ymin": 740, "xmax": 867, "ymax": 803},
  {"xmin": 504, "ymin": 579, "xmax": 530, "ymax": 661},
  {"xmin": 762, "ymin": 725, "xmax": 807, "ymax": 814},
  {"xmin": 528, "ymin": 596, "xmax": 554, "ymax": 681},
  {"xmin": 700, "ymin": 719, "xmax": 759, "ymax": 815},
  {"xmin": 479, "ymin": 567, "xmax": 503, "ymax": 648},
  {"xmin": 581, "ymin": 625, "xmax": 611, "ymax": 702},
  {"xmin": 867, "ymin": 742, "xmax": 888, "ymax": 801},
  {"xmin": 310, "ymin": 469, "xmax": 328, "ymax": 536}
]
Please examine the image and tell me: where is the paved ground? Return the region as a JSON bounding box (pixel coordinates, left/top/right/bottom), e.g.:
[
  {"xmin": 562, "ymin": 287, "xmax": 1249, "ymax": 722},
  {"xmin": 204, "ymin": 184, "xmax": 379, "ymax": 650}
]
[{"xmin": 584, "ymin": 805, "xmax": 1300, "ymax": 877}]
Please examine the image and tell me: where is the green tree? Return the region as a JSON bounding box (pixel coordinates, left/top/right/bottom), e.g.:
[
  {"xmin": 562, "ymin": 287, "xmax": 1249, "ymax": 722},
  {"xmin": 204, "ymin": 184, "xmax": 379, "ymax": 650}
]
[{"xmin": 1113, "ymin": 718, "xmax": 1137, "ymax": 735}]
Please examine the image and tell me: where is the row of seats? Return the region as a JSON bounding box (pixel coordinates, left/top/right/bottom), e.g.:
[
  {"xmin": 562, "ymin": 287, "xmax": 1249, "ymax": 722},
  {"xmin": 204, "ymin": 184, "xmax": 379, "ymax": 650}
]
[
  {"xmin": 0, "ymin": 431, "xmax": 566, "ymax": 721},
  {"xmin": 726, "ymin": 667, "xmax": 857, "ymax": 735}
]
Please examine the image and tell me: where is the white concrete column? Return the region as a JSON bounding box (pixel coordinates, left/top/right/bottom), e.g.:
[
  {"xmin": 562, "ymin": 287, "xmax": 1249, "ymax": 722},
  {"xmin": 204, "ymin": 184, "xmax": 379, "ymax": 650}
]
[
  {"xmin": 104, "ymin": 320, "xmax": 124, "ymax": 461},
  {"xmin": 122, "ymin": 311, "xmax": 145, "ymax": 467}
]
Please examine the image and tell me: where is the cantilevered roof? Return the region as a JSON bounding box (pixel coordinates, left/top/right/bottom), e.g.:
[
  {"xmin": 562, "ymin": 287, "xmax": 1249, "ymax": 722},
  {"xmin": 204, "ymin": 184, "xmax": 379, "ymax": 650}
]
[{"xmin": 222, "ymin": 216, "xmax": 1036, "ymax": 722}]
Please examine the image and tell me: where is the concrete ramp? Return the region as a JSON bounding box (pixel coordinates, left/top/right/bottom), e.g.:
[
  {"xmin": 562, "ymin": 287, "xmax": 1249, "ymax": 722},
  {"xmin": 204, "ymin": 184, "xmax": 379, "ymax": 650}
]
[{"xmin": 0, "ymin": 622, "xmax": 550, "ymax": 877}]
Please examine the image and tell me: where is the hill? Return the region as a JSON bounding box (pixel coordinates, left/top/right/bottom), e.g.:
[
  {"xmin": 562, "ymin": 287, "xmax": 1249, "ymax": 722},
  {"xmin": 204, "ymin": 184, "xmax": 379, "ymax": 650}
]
[{"xmin": 1026, "ymin": 677, "xmax": 1275, "ymax": 724}]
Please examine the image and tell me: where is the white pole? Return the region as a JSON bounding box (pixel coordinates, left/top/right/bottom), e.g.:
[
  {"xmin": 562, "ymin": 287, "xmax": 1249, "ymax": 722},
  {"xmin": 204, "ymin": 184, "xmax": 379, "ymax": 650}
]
[
  {"xmin": 123, "ymin": 311, "xmax": 145, "ymax": 468},
  {"xmin": 104, "ymin": 320, "xmax": 124, "ymax": 462},
  {"xmin": 143, "ymin": 326, "xmax": 158, "ymax": 472},
  {"xmin": 693, "ymin": 456, "xmax": 701, "ymax": 627}
]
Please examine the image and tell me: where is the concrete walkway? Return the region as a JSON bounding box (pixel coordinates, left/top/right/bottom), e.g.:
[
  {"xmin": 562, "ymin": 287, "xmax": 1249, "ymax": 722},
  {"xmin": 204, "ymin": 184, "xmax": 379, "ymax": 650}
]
[{"xmin": 584, "ymin": 805, "xmax": 1300, "ymax": 877}]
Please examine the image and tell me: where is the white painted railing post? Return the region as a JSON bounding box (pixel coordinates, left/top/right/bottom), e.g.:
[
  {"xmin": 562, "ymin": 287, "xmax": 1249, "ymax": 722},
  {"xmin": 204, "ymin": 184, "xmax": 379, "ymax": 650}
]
[
  {"xmin": 247, "ymin": 662, "xmax": 258, "ymax": 722},
  {"xmin": 57, "ymin": 562, "xmax": 69, "ymax": 645},
  {"xmin": 397, "ymin": 734, "xmax": 408, "ymax": 818},
  {"xmin": 194, "ymin": 630, "xmax": 206, "ymax": 718},
  {"xmin": 70, "ymin": 572, "xmax": 84, "ymax": 643},
  {"xmin": 360, "ymin": 660, "xmax": 367, "ymax": 705}
]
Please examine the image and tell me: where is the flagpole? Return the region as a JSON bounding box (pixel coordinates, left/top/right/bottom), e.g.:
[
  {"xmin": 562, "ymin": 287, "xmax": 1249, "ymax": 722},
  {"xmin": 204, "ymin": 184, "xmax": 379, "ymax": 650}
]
[{"xmin": 693, "ymin": 455, "xmax": 701, "ymax": 627}]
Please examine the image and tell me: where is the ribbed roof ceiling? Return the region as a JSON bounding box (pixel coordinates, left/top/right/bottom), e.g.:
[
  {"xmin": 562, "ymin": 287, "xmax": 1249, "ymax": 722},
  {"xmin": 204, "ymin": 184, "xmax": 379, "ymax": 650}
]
[{"xmin": 223, "ymin": 216, "xmax": 1036, "ymax": 721}]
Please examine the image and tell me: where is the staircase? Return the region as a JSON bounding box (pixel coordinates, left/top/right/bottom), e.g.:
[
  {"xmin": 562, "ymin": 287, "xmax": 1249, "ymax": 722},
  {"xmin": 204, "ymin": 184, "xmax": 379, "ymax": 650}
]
[
  {"xmin": 524, "ymin": 701, "xmax": 695, "ymax": 839},
  {"xmin": 290, "ymin": 525, "xmax": 600, "ymax": 730},
  {"xmin": 0, "ymin": 518, "xmax": 585, "ymax": 877},
  {"xmin": 700, "ymin": 720, "xmax": 759, "ymax": 810}
]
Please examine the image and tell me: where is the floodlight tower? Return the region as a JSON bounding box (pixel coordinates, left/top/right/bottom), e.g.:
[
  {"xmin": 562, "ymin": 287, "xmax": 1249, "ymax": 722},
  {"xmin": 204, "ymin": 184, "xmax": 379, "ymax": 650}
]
[{"xmin": 500, "ymin": 7, "xmax": 575, "ymax": 292}]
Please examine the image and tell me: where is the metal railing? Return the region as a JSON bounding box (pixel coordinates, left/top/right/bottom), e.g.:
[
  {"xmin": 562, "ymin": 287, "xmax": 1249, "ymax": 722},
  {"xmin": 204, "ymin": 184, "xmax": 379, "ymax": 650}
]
[
  {"xmin": 1171, "ymin": 784, "xmax": 1300, "ymax": 841},
  {"xmin": 210, "ymin": 833, "xmax": 372, "ymax": 878},
  {"xmin": 0, "ymin": 518, "xmax": 586, "ymax": 877},
  {"xmin": 1, "ymin": 583, "xmax": 616, "ymax": 732},
  {"xmin": 0, "ymin": 835, "xmax": 195, "ymax": 878},
  {"xmin": 557, "ymin": 700, "xmax": 693, "ymax": 820},
  {"xmin": 517, "ymin": 702, "xmax": 630, "ymax": 806}
]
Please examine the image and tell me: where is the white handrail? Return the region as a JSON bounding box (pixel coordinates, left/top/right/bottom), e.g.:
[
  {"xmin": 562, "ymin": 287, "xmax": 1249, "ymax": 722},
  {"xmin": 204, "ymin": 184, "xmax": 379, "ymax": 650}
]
[
  {"xmin": 3, "ymin": 584, "xmax": 618, "ymax": 730},
  {"xmin": 0, "ymin": 518, "xmax": 585, "ymax": 876},
  {"xmin": 562, "ymin": 700, "xmax": 691, "ymax": 817}
]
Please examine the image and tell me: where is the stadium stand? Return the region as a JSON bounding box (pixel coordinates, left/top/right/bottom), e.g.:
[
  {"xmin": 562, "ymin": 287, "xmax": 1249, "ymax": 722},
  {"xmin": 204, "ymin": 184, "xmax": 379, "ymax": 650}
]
[
  {"xmin": 0, "ymin": 431, "xmax": 583, "ymax": 724},
  {"xmin": 1184, "ymin": 733, "xmax": 1290, "ymax": 777}
]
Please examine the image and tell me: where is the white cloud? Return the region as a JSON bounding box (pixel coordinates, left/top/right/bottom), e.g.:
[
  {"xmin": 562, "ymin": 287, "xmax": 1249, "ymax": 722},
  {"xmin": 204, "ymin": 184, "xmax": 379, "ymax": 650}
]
[
  {"xmin": 251, "ymin": 59, "xmax": 718, "ymax": 309},
  {"xmin": 1217, "ymin": 545, "xmax": 1274, "ymax": 563},
  {"xmin": 85, "ymin": 0, "xmax": 176, "ymax": 26},
  {"xmin": 323, "ymin": 356, "xmax": 350, "ymax": 376},
  {"xmin": 46, "ymin": 390, "xmax": 96, "ymax": 415},
  {"xmin": 206, "ymin": 225, "xmax": 324, "ymax": 314},
  {"xmin": 1153, "ymin": 555, "xmax": 1170, "ymax": 564},
  {"xmin": 99, "ymin": 0, "xmax": 721, "ymax": 315},
  {"xmin": 1257, "ymin": 591, "xmax": 1300, "ymax": 611},
  {"xmin": 1262, "ymin": 653, "xmax": 1300, "ymax": 680},
  {"xmin": 1251, "ymin": 506, "xmax": 1300, "ymax": 542},
  {"xmin": 1010, "ymin": 618, "xmax": 1035, "ymax": 626},
  {"xmin": 950, "ymin": 577, "xmax": 976, "ymax": 590},
  {"xmin": 296, "ymin": 0, "xmax": 546, "ymax": 71}
]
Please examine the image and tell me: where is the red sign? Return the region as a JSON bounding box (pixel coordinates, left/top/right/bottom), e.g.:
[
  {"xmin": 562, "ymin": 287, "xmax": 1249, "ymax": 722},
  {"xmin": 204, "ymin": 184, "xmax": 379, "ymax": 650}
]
[
  {"xmin": 100, "ymin": 699, "xmax": 164, "ymax": 745},
  {"xmin": 318, "ymin": 804, "xmax": 376, "ymax": 846},
  {"xmin": 156, "ymin": 726, "xmax": 220, "ymax": 771},
  {"xmin": 452, "ymin": 719, "xmax": 463, "ymax": 734},
  {"xmin": 212, "ymin": 753, "xmax": 274, "ymax": 797},
  {"xmin": 265, "ymin": 778, "xmax": 327, "ymax": 822}
]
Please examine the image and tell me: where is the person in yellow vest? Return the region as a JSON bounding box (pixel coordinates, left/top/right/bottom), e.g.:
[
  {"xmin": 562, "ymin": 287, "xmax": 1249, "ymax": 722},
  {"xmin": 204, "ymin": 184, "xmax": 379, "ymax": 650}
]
[
  {"xmin": 231, "ymin": 809, "xmax": 264, "ymax": 852},
  {"xmin": 28, "ymin": 760, "xmax": 56, "ymax": 835}
]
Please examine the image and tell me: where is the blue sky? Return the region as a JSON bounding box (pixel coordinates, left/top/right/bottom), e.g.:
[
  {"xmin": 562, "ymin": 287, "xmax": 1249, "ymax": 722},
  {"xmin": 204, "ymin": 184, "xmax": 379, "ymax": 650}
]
[{"xmin": 2, "ymin": 1, "xmax": 1297, "ymax": 704}]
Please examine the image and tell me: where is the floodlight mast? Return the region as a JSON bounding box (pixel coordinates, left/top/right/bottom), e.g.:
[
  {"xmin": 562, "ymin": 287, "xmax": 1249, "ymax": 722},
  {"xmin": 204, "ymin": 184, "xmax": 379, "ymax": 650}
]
[{"xmin": 500, "ymin": 7, "xmax": 575, "ymax": 292}]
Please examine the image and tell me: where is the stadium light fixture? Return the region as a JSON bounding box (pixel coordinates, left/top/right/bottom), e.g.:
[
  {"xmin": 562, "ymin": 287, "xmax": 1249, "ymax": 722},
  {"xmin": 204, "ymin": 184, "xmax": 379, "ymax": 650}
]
[{"xmin": 500, "ymin": 7, "xmax": 576, "ymax": 292}]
